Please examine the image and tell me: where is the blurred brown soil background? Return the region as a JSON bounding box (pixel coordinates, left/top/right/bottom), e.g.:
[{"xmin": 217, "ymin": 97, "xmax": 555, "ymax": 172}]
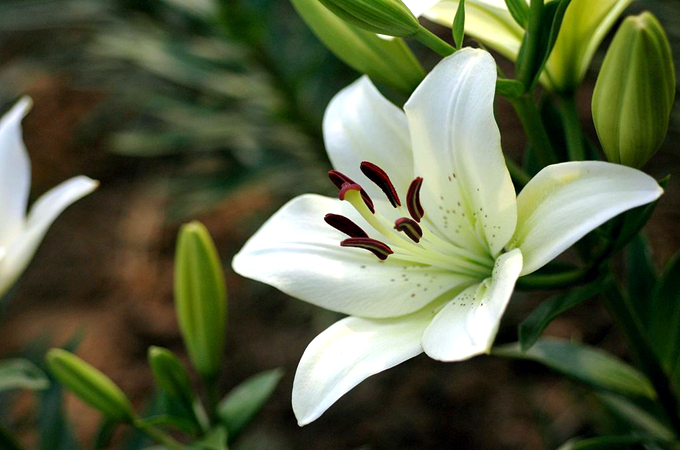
[{"xmin": 1, "ymin": 10, "xmax": 680, "ymax": 450}]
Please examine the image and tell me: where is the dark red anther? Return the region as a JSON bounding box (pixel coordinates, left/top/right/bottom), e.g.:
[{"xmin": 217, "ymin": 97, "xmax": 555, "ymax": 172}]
[
  {"xmin": 341, "ymin": 237, "xmax": 393, "ymax": 261},
  {"xmin": 394, "ymin": 217, "xmax": 423, "ymax": 243},
  {"xmin": 328, "ymin": 170, "xmax": 375, "ymax": 213},
  {"xmin": 360, "ymin": 161, "xmax": 401, "ymax": 208},
  {"xmin": 406, "ymin": 177, "xmax": 424, "ymax": 222},
  {"xmin": 324, "ymin": 213, "xmax": 369, "ymax": 238}
]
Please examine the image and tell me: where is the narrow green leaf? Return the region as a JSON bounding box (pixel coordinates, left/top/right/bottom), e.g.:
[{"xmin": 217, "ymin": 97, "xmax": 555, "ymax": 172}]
[
  {"xmin": 217, "ymin": 368, "xmax": 284, "ymax": 442},
  {"xmin": 134, "ymin": 415, "xmax": 199, "ymax": 436},
  {"xmin": 558, "ymin": 435, "xmax": 665, "ymax": 450},
  {"xmin": 648, "ymin": 249, "xmax": 680, "ymax": 380},
  {"xmin": 504, "ymin": 0, "xmax": 529, "ymax": 28},
  {"xmin": 0, "ymin": 359, "xmax": 50, "ymax": 392},
  {"xmin": 625, "ymin": 234, "xmax": 657, "ymax": 325},
  {"xmin": 519, "ymin": 275, "xmax": 610, "ymax": 351},
  {"xmin": 290, "ymin": 0, "xmax": 424, "ymax": 94},
  {"xmin": 190, "ymin": 426, "xmax": 228, "ymax": 450},
  {"xmin": 91, "ymin": 419, "xmax": 119, "ymax": 450},
  {"xmin": 595, "ymin": 392, "xmax": 673, "ymax": 441},
  {"xmin": 452, "ymin": 0, "xmax": 465, "ymax": 50},
  {"xmin": 494, "ymin": 339, "xmax": 656, "ymax": 399}
]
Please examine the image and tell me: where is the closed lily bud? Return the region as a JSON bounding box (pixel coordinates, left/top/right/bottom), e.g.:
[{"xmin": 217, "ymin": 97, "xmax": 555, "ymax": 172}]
[
  {"xmin": 174, "ymin": 222, "xmax": 227, "ymax": 379},
  {"xmin": 290, "ymin": 0, "xmax": 424, "ymax": 93},
  {"xmin": 148, "ymin": 346, "xmax": 192, "ymax": 403},
  {"xmin": 46, "ymin": 349, "xmax": 134, "ymax": 422},
  {"xmin": 319, "ymin": 0, "xmax": 421, "ymax": 37},
  {"xmin": 592, "ymin": 12, "xmax": 675, "ymax": 168}
]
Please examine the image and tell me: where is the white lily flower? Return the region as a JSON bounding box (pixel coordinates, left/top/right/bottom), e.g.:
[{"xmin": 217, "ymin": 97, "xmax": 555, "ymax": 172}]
[
  {"xmin": 413, "ymin": 0, "xmax": 631, "ymax": 91},
  {"xmin": 0, "ymin": 97, "xmax": 98, "ymax": 298},
  {"xmin": 232, "ymin": 49, "xmax": 662, "ymax": 425}
]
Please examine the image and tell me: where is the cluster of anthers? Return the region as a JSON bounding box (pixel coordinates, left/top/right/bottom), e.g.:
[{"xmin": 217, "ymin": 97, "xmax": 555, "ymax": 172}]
[{"xmin": 323, "ymin": 162, "xmax": 494, "ymax": 279}]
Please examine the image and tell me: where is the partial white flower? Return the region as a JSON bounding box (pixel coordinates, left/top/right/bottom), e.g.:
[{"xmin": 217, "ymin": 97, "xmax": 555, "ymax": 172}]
[
  {"xmin": 232, "ymin": 49, "xmax": 662, "ymax": 425},
  {"xmin": 0, "ymin": 97, "xmax": 98, "ymax": 298},
  {"xmin": 412, "ymin": 0, "xmax": 632, "ymax": 91}
]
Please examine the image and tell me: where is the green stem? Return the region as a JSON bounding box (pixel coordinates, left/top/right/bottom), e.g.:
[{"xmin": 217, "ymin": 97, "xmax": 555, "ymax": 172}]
[
  {"xmin": 559, "ymin": 93, "xmax": 586, "ymax": 160},
  {"xmin": 516, "ymin": 268, "xmax": 589, "ymax": 290},
  {"xmin": 413, "ymin": 27, "xmax": 455, "ymax": 57},
  {"xmin": 134, "ymin": 419, "xmax": 187, "ymax": 450},
  {"xmin": 603, "ymin": 281, "xmax": 680, "ymax": 438},
  {"xmin": 205, "ymin": 376, "xmax": 219, "ymax": 420},
  {"xmin": 510, "ymin": 95, "xmax": 557, "ymax": 167},
  {"xmin": 517, "ymin": 0, "xmax": 544, "ymax": 89}
]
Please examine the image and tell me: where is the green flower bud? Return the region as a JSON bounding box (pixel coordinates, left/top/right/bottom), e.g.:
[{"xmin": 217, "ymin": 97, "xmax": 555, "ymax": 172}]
[
  {"xmin": 46, "ymin": 349, "xmax": 134, "ymax": 422},
  {"xmin": 148, "ymin": 346, "xmax": 192, "ymax": 403},
  {"xmin": 174, "ymin": 221, "xmax": 227, "ymax": 379},
  {"xmin": 592, "ymin": 12, "xmax": 675, "ymax": 168},
  {"xmin": 290, "ymin": 0, "xmax": 424, "ymax": 93},
  {"xmin": 319, "ymin": 0, "xmax": 421, "ymax": 37}
]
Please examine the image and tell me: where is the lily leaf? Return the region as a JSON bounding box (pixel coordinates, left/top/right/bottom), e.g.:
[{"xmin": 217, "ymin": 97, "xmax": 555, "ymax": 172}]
[
  {"xmin": 452, "ymin": 0, "xmax": 465, "ymax": 50},
  {"xmin": 217, "ymin": 368, "xmax": 284, "ymax": 442},
  {"xmin": 190, "ymin": 426, "xmax": 228, "ymax": 450},
  {"xmin": 0, "ymin": 358, "xmax": 50, "ymax": 392},
  {"xmin": 290, "ymin": 0, "xmax": 424, "ymax": 94},
  {"xmin": 648, "ymin": 249, "xmax": 680, "ymax": 383},
  {"xmin": 519, "ymin": 275, "xmax": 610, "ymax": 351},
  {"xmin": 504, "ymin": 0, "xmax": 529, "ymax": 28},
  {"xmin": 625, "ymin": 234, "xmax": 658, "ymax": 325},
  {"xmin": 595, "ymin": 392, "xmax": 674, "ymax": 441},
  {"xmin": 494, "ymin": 339, "xmax": 656, "ymax": 399},
  {"xmin": 557, "ymin": 434, "xmax": 665, "ymax": 449}
]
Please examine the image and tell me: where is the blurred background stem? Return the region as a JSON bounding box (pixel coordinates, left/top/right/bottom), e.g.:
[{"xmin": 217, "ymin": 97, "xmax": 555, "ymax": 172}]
[
  {"xmin": 510, "ymin": 95, "xmax": 558, "ymax": 167},
  {"xmin": 559, "ymin": 93, "xmax": 586, "ymax": 160}
]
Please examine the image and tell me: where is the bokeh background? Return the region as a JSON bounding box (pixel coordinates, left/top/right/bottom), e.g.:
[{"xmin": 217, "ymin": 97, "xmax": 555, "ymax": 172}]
[{"xmin": 0, "ymin": 0, "xmax": 679, "ymax": 448}]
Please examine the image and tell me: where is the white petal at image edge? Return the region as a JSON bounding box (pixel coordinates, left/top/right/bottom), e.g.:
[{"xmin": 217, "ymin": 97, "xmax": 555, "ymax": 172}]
[{"xmin": 292, "ymin": 310, "xmax": 431, "ymax": 426}]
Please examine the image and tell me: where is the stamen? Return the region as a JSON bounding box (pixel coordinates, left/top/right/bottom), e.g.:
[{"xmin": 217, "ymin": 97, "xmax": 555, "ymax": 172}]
[
  {"xmin": 394, "ymin": 217, "xmax": 423, "ymax": 243},
  {"xmin": 324, "ymin": 213, "xmax": 369, "ymax": 238},
  {"xmin": 328, "ymin": 170, "xmax": 375, "ymax": 213},
  {"xmin": 341, "ymin": 237, "xmax": 393, "ymax": 261},
  {"xmin": 360, "ymin": 161, "xmax": 401, "ymax": 208},
  {"xmin": 406, "ymin": 177, "xmax": 425, "ymax": 222}
]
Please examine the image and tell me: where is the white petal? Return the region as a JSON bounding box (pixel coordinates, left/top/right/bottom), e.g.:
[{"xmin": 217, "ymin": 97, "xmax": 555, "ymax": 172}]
[
  {"xmin": 292, "ymin": 311, "xmax": 431, "ymax": 425},
  {"xmin": 0, "ymin": 97, "xmax": 32, "ymax": 248},
  {"xmin": 422, "ymin": 248, "xmax": 523, "ymax": 361},
  {"xmin": 404, "ymin": 48, "xmax": 517, "ymax": 256},
  {"xmin": 0, "ymin": 176, "xmax": 98, "ymax": 296},
  {"xmin": 323, "ymin": 76, "xmax": 414, "ymax": 198},
  {"xmin": 510, "ymin": 162, "xmax": 663, "ymax": 275},
  {"xmin": 232, "ymin": 194, "xmax": 474, "ymax": 318},
  {"xmin": 402, "ymin": 0, "xmax": 441, "ymax": 17},
  {"xmin": 424, "ymin": 1, "xmax": 524, "ymax": 61}
]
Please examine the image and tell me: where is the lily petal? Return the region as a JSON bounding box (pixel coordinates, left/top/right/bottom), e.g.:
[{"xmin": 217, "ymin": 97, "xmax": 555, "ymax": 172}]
[
  {"xmin": 422, "ymin": 248, "xmax": 523, "ymax": 361},
  {"xmin": 404, "ymin": 48, "xmax": 517, "ymax": 256},
  {"xmin": 0, "ymin": 97, "xmax": 32, "ymax": 248},
  {"xmin": 324, "ymin": 76, "xmax": 414, "ymax": 198},
  {"xmin": 0, "ymin": 176, "xmax": 98, "ymax": 296},
  {"xmin": 402, "ymin": 0, "xmax": 441, "ymax": 17},
  {"xmin": 511, "ymin": 162, "xmax": 663, "ymax": 275},
  {"xmin": 292, "ymin": 311, "xmax": 431, "ymax": 425},
  {"xmin": 232, "ymin": 194, "xmax": 475, "ymax": 319}
]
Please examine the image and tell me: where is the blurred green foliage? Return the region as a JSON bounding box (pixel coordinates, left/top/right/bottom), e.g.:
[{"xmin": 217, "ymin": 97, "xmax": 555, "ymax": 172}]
[{"xmin": 0, "ymin": 0, "xmax": 360, "ymax": 218}]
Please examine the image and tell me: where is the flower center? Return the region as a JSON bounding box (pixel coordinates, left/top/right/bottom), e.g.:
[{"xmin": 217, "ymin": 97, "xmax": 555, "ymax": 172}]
[{"xmin": 324, "ymin": 162, "xmax": 495, "ymax": 278}]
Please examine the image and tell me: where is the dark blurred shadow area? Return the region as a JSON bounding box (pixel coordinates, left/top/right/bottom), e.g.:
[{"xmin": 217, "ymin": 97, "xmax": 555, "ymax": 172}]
[{"xmin": 0, "ymin": 0, "xmax": 679, "ymax": 448}]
